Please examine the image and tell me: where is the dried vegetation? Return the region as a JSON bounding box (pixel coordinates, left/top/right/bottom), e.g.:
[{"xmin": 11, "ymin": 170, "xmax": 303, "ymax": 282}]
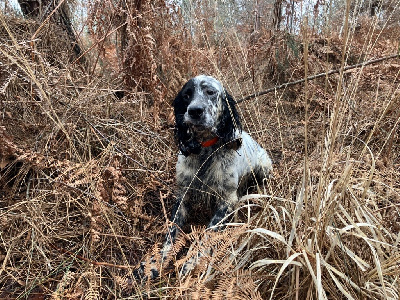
[{"xmin": 0, "ymin": 2, "xmax": 399, "ymax": 299}]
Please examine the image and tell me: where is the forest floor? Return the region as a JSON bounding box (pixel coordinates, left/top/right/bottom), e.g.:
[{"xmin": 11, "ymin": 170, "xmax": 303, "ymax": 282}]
[{"xmin": 1, "ymin": 14, "xmax": 399, "ymax": 299}]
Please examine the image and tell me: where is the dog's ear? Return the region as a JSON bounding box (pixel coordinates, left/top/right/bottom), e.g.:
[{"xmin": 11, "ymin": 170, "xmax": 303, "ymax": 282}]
[
  {"xmin": 217, "ymin": 90, "xmax": 242, "ymax": 148},
  {"xmin": 173, "ymin": 81, "xmax": 201, "ymax": 156}
]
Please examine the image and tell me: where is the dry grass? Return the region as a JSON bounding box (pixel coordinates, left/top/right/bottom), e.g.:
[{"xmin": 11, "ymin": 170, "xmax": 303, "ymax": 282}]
[{"xmin": 1, "ymin": 3, "xmax": 400, "ymax": 299}]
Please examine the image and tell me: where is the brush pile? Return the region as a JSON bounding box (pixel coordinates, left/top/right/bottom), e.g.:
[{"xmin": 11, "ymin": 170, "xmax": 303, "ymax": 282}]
[{"xmin": 0, "ymin": 4, "xmax": 399, "ymax": 299}]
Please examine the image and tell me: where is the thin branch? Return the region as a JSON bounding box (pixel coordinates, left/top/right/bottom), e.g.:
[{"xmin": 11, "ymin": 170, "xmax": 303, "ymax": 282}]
[
  {"xmin": 49, "ymin": 243, "xmax": 136, "ymax": 269},
  {"xmin": 31, "ymin": 0, "xmax": 67, "ymax": 39},
  {"xmin": 237, "ymin": 53, "xmax": 400, "ymax": 103}
]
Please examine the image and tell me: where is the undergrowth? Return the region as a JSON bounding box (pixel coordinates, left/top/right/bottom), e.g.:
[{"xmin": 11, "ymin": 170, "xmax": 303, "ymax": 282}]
[{"xmin": 0, "ymin": 2, "xmax": 399, "ymax": 299}]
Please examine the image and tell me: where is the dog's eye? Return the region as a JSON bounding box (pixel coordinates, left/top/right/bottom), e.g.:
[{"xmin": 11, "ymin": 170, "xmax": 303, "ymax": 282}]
[
  {"xmin": 182, "ymin": 88, "xmax": 193, "ymax": 101},
  {"xmin": 206, "ymin": 90, "xmax": 216, "ymax": 96},
  {"xmin": 183, "ymin": 92, "xmax": 191, "ymax": 101}
]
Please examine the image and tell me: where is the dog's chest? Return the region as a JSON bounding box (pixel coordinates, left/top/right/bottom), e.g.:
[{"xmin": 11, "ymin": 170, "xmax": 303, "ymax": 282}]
[{"xmin": 176, "ymin": 150, "xmax": 236, "ymax": 192}]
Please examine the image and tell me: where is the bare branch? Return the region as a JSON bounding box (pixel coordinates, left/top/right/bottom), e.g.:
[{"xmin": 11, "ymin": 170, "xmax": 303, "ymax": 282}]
[{"xmin": 237, "ymin": 53, "xmax": 400, "ymax": 103}]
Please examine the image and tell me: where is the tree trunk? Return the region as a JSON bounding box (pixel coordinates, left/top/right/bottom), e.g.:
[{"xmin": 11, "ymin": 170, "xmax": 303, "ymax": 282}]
[
  {"xmin": 273, "ymin": 0, "xmax": 283, "ymax": 31},
  {"xmin": 17, "ymin": 0, "xmax": 41, "ymax": 17},
  {"xmin": 17, "ymin": 0, "xmax": 83, "ymax": 60},
  {"xmin": 254, "ymin": 0, "xmax": 260, "ymax": 33}
]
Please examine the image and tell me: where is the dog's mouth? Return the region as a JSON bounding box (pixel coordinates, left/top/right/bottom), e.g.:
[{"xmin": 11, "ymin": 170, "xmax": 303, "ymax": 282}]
[
  {"xmin": 189, "ymin": 124, "xmax": 208, "ymax": 132},
  {"xmin": 187, "ymin": 123, "xmax": 217, "ymax": 141},
  {"xmin": 184, "ymin": 113, "xmax": 217, "ymax": 138},
  {"xmin": 184, "ymin": 118, "xmax": 210, "ymax": 131}
]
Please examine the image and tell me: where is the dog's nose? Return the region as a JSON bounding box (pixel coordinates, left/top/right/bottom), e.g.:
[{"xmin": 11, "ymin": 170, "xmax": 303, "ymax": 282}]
[{"xmin": 188, "ymin": 106, "xmax": 204, "ymax": 119}]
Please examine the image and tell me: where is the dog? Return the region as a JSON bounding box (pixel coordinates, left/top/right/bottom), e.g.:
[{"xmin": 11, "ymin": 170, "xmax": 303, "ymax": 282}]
[{"xmin": 136, "ymin": 75, "xmax": 272, "ymax": 279}]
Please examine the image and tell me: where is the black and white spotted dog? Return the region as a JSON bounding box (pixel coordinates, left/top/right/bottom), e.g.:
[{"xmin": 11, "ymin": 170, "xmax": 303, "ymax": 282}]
[{"xmin": 139, "ymin": 75, "xmax": 272, "ymax": 279}]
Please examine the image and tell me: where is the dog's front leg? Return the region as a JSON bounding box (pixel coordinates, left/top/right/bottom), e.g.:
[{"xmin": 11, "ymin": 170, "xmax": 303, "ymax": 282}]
[
  {"xmin": 208, "ymin": 190, "xmax": 238, "ymax": 230},
  {"xmin": 161, "ymin": 195, "xmax": 188, "ymax": 262},
  {"xmin": 180, "ymin": 191, "xmax": 237, "ymax": 277},
  {"xmin": 134, "ymin": 193, "xmax": 188, "ymax": 281}
]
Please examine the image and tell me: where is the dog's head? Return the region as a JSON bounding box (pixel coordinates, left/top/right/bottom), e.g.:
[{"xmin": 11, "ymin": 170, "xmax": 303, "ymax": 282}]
[{"xmin": 173, "ymin": 75, "xmax": 242, "ymax": 156}]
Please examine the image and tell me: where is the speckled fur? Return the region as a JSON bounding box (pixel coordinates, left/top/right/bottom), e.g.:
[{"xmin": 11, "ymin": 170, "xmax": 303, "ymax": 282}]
[{"xmin": 158, "ymin": 75, "xmax": 272, "ymax": 275}]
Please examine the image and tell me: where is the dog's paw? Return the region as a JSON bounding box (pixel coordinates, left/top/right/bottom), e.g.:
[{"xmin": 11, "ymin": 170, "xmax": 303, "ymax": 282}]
[
  {"xmin": 179, "ymin": 252, "xmax": 202, "ymax": 278},
  {"xmin": 133, "ymin": 260, "xmax": 159, "ymax": 282}
]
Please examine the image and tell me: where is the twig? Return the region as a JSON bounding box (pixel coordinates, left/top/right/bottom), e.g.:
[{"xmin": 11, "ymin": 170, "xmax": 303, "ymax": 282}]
[
  {"xmin": 237, "ymin": 53, "xmax": 400, "ymax": 103},
  {"xmin": 49, "ymin": 243, "xmax": 135, "ymax": 269},
  {"xmin": 71, "ymin": 22, "xmax": 127, "ymax": 65},
  {"xmin": 31, "ymin": 0, "xmax": 67, "ymax": 40}
]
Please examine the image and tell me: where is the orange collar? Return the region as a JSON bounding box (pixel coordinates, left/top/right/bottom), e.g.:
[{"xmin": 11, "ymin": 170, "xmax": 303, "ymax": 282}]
[{"xmin": 201, "ymin": 136, "xmax": 219, "ymax": 148}]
